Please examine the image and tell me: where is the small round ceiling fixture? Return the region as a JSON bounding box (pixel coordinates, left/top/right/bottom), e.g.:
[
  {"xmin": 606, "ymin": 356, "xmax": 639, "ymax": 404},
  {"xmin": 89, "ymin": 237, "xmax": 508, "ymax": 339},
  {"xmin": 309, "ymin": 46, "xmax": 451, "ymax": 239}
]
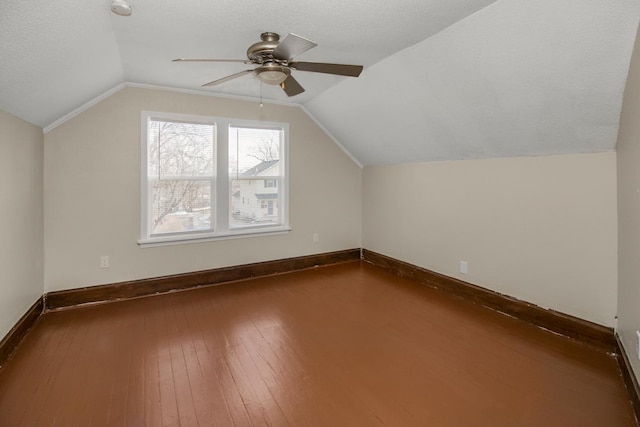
[{"xmin": 111, "ymin": 0, "xmax": 132, "ymax": 16}]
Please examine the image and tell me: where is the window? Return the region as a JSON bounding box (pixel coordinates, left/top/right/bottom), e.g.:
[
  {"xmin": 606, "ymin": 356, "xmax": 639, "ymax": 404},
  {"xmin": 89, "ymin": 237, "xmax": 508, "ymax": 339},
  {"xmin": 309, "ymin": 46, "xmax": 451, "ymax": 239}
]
[{"xmin": 140, "ymin": 112, "xmax": 289, "ymax": 246}]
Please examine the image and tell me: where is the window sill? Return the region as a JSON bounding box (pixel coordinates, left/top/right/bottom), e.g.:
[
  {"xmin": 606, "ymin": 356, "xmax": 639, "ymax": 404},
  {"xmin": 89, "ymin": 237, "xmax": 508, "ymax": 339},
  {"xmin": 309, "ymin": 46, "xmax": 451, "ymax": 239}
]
[{"xmin": 138, "ymin": 226, "xmax": 292, "ymax": 248}]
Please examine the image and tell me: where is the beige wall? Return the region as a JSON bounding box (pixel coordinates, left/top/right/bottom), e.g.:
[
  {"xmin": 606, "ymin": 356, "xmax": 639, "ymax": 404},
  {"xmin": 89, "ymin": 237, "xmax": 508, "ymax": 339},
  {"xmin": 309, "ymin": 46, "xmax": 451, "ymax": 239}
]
[
  {"xmin": 617, "ymin": 25, "xmax": 640, "ymax": 381},
  {"xmin": 363, "ymin": 152, "xmax": 618, "ymax": 326},
  {"xmin": 0, "ymin": 110, "xmax": 44, "ymax": 338},
  {"xmin": 43, "ymin": 87, "xmax": 362, "ymax": 292}
]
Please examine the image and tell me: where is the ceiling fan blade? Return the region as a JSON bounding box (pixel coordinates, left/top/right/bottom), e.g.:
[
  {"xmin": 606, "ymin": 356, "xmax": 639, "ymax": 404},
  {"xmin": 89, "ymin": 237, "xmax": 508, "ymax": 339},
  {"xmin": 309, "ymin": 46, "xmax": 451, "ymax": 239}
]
[
  {"xmin": 202, "ymin": 69, "xmax": 254, "ymax": 87},
  {"xmin": 290, "ymin": 61, "xmax": 363, "ymax": 77},
  {"xmin": 280, "ymin": 75, "xmax": 305, "ymax": 97},
  {"xmin": 173, "ymin": 58, "xmax": 249, "ymax": 63},
  {"xmin": 272, "ymin": 33, "xmax": 317, "ymax": 60}
]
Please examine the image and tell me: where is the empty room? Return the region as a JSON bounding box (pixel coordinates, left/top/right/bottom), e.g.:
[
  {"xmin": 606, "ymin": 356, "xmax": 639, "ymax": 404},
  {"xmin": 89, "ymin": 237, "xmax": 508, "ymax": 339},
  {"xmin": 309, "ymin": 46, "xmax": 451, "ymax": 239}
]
[{"xmin": 1, "ymin": 0, "xmax": 640, "ymax": 425}]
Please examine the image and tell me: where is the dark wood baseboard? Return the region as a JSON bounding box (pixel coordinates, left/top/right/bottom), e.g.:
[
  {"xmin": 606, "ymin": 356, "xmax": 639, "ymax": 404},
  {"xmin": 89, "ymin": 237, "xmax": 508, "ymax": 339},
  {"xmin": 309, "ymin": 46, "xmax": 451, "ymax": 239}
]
[
  {"xmin": 362, "ymin": 249, "xmax": 616, "ymax": 353},
  {"xmin": 0, "ymin": 297, "xmax": 43, "ymax": 368},
  {"xmin": 45, "ymin": 248, "xmax": 362, "ymax": 311},
  {"xmin": 616, "ymin": 334, "xmax": 640, "ymax": 424}
]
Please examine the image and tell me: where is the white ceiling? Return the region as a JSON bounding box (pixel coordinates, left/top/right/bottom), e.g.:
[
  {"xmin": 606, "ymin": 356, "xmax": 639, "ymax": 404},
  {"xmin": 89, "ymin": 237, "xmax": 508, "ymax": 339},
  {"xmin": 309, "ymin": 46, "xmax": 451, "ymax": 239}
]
[
  {"xmin": 307, "ymin": 0, "xmax": 640, "ymax": 165},
  {"xmin": 1, "ymin": 0, "xmax": 639, "ymax": 165}
]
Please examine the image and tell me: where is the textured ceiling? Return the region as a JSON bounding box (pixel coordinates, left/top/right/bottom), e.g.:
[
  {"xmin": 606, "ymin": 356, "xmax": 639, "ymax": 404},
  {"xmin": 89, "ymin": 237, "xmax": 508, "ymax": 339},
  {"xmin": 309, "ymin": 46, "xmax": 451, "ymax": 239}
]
[
  {"xmin": 307, "ymin": 0, "xmax": 640, "ymax": 165},
  {"xmin": 0, "ymin": 0, "xmax": 124, "ymax": 127},
  {"xmin": 1, "ymin": 0, "xmax": 639, "ymax": 166}
]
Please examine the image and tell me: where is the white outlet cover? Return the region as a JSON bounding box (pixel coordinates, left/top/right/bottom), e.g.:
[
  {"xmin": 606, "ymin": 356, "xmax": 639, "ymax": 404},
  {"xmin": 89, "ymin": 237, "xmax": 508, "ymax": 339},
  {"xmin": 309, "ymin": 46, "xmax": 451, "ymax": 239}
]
[
  {"xmin": 100, "ymin": 255, "xmax": 110, "ymax": 269},
  {"xmin": 460, "ymin": 261, "xmax": 468, "ymax": 274},
  {"xmin": 637, "ymin": 330, "xmax": 640, "ymax": 360}
]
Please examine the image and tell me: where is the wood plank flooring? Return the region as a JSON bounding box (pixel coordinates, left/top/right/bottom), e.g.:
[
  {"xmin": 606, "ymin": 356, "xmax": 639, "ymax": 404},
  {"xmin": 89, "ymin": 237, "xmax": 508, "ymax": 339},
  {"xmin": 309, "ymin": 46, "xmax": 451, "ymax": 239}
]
[{"xmin": 0, "ymin": 261, "xmax": 635, "ymax": 426}]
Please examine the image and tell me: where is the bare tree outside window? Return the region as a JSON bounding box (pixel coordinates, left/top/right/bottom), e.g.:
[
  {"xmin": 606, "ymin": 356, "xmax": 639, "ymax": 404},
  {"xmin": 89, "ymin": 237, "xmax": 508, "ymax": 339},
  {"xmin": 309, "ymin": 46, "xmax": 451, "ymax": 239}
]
[
  {"xmin": 148, "ymin": 120, "xmax": 215, "ymax": 234},
  {"xmin": 229, "ymin": 127, "xmax": 281, "ymax": 174},
  {"xmin": 246, "ymin": 136, "xmax": 279, "ymax": 163}
]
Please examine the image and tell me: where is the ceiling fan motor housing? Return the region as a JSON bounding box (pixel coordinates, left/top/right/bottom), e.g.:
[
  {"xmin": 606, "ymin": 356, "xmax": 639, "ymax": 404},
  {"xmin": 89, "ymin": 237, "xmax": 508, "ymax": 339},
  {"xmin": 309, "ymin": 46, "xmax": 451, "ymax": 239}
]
[{"xmin": 247, "ymin": 32, "xmax": 282, "ymax": 64}]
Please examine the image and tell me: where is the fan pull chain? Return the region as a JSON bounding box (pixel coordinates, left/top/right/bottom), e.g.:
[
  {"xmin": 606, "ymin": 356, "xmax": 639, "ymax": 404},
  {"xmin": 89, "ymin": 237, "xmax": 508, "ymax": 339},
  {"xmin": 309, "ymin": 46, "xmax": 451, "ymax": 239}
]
[{"xmin": 259, "ymin": 81, "xmax": 264, "ymax": 108}]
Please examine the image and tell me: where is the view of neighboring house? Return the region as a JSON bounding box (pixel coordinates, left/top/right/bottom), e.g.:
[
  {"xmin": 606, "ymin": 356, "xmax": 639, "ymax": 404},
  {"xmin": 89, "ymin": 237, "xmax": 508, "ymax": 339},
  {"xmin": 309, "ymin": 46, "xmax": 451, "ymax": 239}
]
[{"xmin": 231, "ymin": 159, "xmax": 280, "ymax": 227}]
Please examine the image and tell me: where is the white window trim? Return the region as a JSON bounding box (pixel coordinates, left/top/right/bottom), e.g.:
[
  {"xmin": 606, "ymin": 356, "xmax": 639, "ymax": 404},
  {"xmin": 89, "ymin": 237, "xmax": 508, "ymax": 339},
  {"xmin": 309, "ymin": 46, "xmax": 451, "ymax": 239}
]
[{"xmin": 139, "ymin": 111, "xmax": 290, "ymax": 248}]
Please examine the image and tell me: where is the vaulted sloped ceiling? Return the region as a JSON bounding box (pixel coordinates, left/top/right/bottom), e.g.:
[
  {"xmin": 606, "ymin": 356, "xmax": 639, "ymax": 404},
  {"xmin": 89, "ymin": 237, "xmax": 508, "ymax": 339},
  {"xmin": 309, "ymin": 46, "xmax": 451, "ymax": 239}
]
[
  {"xmin": 1, "ymin": 0, "xmax": 639, "ymax": 166},
  {"xmin": 0, "ymin": 0, "xmax": 124, "ymax": 127},
  {"xmin": 307, "ymin": 0, "xmax": 640, "ymax": 165}
]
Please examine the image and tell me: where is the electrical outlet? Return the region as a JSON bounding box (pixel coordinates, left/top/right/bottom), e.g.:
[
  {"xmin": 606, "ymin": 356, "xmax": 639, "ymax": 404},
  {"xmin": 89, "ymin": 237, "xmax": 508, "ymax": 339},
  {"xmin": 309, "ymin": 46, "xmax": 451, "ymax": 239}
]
[
  {"xmin": 460, "ymin": 261, "xmax": 468, "ymax": 274},
  {"xmin": 313, "ymin": 233, "xmax": 319, "ymax": 243},
  {"xmin": 100, "ymin": 255, "xmax": 110, "ymax": 269},
  {"xmin": 637, "ymin": 331, "xmax": 640, "ymax": 361}
]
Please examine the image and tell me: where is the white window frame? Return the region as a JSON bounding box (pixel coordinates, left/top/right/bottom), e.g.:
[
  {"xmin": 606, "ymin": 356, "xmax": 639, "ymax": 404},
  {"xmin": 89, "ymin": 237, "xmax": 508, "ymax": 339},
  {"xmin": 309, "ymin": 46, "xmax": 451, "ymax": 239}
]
[{"xmin": 139, "ymin": 111, "xmax": 290, "ymax": 247}]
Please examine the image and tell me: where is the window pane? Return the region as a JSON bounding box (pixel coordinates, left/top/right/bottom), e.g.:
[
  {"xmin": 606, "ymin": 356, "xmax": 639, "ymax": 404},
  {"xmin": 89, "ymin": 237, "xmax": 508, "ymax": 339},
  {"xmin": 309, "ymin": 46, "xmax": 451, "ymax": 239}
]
[
  {"xmin": 230, "ymin": 179, "xmax": 280, "ymax": 228},
  {"xmin": 228, "ymin": 126, "xmax": 281, "ymax": 177},
  {"xmin": 148, "ymin": 120, "xmax": 215, "ymax": 178},
  {"xmin": 151, "ymin": 180, "xmax": 212, "ymax": 234}
]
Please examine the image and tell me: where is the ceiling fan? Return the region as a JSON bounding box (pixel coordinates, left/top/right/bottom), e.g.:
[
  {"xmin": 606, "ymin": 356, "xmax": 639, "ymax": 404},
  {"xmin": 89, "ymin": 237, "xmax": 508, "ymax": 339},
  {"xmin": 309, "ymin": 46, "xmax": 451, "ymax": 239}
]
[{"xmin": 173, "ymin": 32, "xmax": 364, "ymax": 97}]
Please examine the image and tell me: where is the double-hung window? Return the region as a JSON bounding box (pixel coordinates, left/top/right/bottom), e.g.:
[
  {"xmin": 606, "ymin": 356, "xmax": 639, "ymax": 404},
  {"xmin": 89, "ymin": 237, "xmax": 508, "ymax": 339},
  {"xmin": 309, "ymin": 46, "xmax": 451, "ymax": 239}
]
[{"xmin": 140, "ymin": 111, "xmax": 289, "ymax": 246}]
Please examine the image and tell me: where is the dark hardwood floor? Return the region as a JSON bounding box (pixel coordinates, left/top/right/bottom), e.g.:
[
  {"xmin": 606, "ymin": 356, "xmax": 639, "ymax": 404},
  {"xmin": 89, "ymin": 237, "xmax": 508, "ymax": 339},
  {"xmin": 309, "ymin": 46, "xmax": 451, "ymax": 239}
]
[{"xmin": 0, "ymin": 261, "xmax": 635, "ymax": 426}]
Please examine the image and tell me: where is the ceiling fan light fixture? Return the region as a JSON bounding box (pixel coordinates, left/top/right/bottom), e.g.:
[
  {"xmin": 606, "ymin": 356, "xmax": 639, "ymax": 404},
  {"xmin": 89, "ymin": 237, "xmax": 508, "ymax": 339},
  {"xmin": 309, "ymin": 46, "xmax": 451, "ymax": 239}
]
[
  {"xmin": 255, "ymin": 64, "xmax": 290, "ymax": 85},
  {"xmin": 258, "ymin": 71, "xmax": 288, "ymax": 85},
  {"xmin": 111, "ymin": 0, "xmax": 132, "ymax": 16}
]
